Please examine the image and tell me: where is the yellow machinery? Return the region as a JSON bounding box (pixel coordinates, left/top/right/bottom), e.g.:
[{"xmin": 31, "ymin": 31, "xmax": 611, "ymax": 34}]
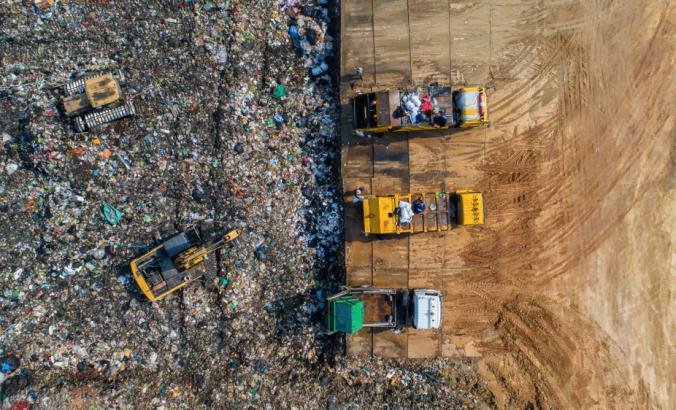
[
  {"xmin": 452, "ymin": 87, "xmax": 489, "ymax": 128},
  {"xmin": 352, "ymin": 85, "xmax": 488, "ymax": 134},
  {"xmin": 363, "ymin": 193, "xmax": 413, "ymax": 234},
  {"xmin": 131, "ymin": 226, "xmax": 240, "ymax": 302},
  {"xmin": 362, "ymin": 190, "xmax": 485, "ymax": 234},
  {"xmin": 61, "ymin": 72, "xmax": 135, "ymax": 132}
]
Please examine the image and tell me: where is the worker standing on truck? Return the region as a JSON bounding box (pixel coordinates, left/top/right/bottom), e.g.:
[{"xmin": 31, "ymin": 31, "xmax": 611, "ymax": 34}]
[
  {"xmin": 421, "ymin": 95, "xmax": 434, "ymax": 117},
  {"xmin": 353, "ymin": 187, "xmax": 365, "ymax": 203},
  {"xmin": 433, "ymin": 110, "xmax": 449, "ymax": 127},
  {"xmin": 413, "ymin": 198, "xmax": 426, "ymax": 214}
]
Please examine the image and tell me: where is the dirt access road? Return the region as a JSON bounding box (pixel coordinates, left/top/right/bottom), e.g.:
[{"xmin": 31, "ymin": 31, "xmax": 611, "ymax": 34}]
[{"xmin": 340, "ymin": 0, "xmax": 674, "ymax": 408}]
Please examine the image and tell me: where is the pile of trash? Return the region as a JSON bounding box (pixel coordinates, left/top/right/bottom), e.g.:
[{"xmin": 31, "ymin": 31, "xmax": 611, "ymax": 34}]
[{"xmin": 0, "ymin": 0, "xmax": 493, "ymax": 408}]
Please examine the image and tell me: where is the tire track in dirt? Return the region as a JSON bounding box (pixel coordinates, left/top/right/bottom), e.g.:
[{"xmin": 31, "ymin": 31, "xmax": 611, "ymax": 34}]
[
  {"xmin": 474, "ymin": 1, "xmax": 672, "ymax": 283},
  {"xmin": 454, "ymin": 0, "xmax": 674, "ymax": 407},
  {"xmin": 478, "ymin": 296, "xmax": 639, "ymax": 409},
  {"xmin": 533, "ymin": 4, "xmax": 673, "ymax": 285}
]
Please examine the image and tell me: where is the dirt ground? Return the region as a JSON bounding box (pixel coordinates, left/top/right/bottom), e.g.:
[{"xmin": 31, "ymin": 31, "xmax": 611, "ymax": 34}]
[
  {"xmin": 341, "ymin": 0, "xmax": 674, "ymax": 408},
  {"xmin": 470, "ymin": 0, "xmax": 674, "ymax": 408}
]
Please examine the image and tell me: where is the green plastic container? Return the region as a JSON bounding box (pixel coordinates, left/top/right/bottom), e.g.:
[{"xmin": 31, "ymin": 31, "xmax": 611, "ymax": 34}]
[
  {"xmin": 271, "ymin": 85, "xmax": 287, "ymax": 100},
  {"xmin": 329, "ymin": 295, "xmax": 364, "ymax": 334}
]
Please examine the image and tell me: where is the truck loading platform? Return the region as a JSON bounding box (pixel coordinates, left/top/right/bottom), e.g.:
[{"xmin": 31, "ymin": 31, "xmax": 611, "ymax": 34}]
[{"xmin": 340, "ymin": 0, "xmax": 503, "ymax": 358}]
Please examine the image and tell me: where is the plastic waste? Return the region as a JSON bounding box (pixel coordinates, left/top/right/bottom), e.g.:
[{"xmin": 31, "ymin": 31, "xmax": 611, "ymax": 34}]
[
  {"xmin": 398, "ymin": 201, "xmax": 414, "ymax": 224},
  {"xmin": 101, "ymin": 203, "xmax": 123, "ymax": 225},
  {"xmin": 272, "ymin": 85, "xmax": 287, "ymax": 100}
]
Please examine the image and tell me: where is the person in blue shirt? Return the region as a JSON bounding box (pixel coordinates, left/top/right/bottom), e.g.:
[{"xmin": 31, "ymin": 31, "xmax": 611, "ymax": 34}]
[
  {"xmin": 433, "ymin": 110, "xmax": 449, "ymax": 127},
  {"xmin": 413, "ymin": 198, "xmax": 425, "ymax": 214}
]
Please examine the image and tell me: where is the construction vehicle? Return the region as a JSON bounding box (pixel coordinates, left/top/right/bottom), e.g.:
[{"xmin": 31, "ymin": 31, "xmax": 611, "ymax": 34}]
[
  {"xmin": 453, "ymin": 87, "xmax": 489, "ymax": 128},
  {"xmin": 130, "ymin": 224, "xmax": 240, "ymax": 302},
  {"xmin": 326, "ymin": 287, "xmax": 442, "ymax": 334},
  {"xmin": 352, "ymin": 84, "xmax": 488, "ymax": 134},
  {"xmin": 60, "ymin": 72, "xmax": 135, "ymax": 132},
  {"xmin": 362, "ymin": 190, "xmax": 485, "ymax": 235}
]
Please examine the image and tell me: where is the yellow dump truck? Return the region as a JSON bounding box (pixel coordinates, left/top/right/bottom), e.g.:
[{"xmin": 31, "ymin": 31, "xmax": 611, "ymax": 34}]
[
  {"xmin": 362, "ymin": 190, "xmax": 485, "ymax": 234},
  {"xmin": 352, "ymin": 85, "xmax": 488, "ymax": 134},
  {"xmin": 61, "ymin": 72, "xmax": 135, "ymax": 132},
  {"xmin": 131, "ymin": 225, "xmax": 240, "ymax": 302}
]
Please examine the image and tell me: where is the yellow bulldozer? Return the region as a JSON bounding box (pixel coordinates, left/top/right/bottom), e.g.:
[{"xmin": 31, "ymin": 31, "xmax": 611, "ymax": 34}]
[
  {"xmin": 362, "ymin": 190, "xmax": 485, "ymax": 235},
  {"xmin": 130, "ymin": 224, "xmax": 240, "ymax": 302},
  {"xmin": 60, "ymin": 72, "xmax": 135, "ymax": 132}
]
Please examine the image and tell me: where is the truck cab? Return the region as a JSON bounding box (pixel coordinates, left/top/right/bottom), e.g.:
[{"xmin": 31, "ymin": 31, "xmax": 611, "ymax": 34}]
[
  {"xmin": 450, "ymin": 189, "xmax": 486, "ymax": 226},
  {"xmin": 452, "ymin": 87, "xmax": 488, "ymax": 127},
  {"xmin": 412, "ymin": 289, "xmax": 443, "ymax": 329}
]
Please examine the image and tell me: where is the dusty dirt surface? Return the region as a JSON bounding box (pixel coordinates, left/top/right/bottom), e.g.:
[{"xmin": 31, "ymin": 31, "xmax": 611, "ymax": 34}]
[
  {"xmin": 341, "ymin": 0, "xmax": 674, "ymax": 408},
  {"xmin": 466, "ymin": 0, "xmax": 675, "ymax": 408}
]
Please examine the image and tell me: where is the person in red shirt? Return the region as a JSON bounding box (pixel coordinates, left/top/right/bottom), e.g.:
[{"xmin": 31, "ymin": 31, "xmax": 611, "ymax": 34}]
[{"xmin": 421, "ymin": 95, "xmax": 434, "ymax": 117}]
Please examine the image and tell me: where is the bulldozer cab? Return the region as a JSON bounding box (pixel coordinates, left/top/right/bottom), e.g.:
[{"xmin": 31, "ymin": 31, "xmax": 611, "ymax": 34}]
[
  {"xmin": 84, "ymin": 74, "xmax": 122, "ymax": 108},
  {"xmin": 62, "ymin": 93, "xmax": 90, "ymax": 117}
]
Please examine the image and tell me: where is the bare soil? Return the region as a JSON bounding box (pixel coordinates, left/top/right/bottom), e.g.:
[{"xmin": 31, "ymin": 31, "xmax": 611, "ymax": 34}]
[{"xmin": 465, "ymin": 0, "xmax": 675, "ymax": 408}]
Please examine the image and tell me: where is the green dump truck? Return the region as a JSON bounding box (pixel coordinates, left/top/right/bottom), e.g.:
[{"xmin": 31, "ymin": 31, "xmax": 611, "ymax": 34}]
[{"xmin": 326, "ymin": 287, "xmax": 442, "ymax": 334}]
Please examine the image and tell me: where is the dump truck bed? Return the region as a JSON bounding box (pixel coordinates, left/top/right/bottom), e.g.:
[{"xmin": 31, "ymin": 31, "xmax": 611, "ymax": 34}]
[
  {"xmin": 327, "ymin": 288, "xmax": 409, "ymax": 333},
  {"xmin": 352, "ymin": 85, "xmax": 471, "ymax": 132},
  {"xmin": 412, "ymin": 193, "xmax": 453, "ymax": 233},
  {"xmin": 398, "ymin": 85, "xmax": 454, "ymax": 127},
  {"xmin": 363, "ymin": 191, "xmax": 484, "ymax": 235},
  {"xmin": 355, "ymin": 291, "xmax": 407, "ymax": 328}
]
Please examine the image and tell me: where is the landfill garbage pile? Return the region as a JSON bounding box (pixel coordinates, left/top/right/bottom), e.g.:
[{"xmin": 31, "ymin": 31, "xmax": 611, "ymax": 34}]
[{"xmin": 0, "ymin": 1, "xmax": 493, "ymax": 408}]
